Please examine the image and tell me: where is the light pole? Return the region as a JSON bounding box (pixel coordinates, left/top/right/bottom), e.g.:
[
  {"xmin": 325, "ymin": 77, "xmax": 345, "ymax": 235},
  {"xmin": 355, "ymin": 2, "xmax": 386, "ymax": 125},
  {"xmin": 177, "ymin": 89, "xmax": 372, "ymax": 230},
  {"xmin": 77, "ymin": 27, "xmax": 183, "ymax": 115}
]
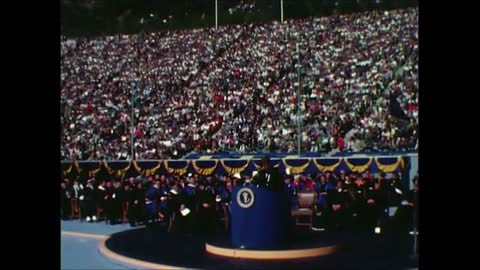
[
  {"xmin": 280, "ymin": 0, "xmax": 284, "ymax": 23},
  {"xmin": 296, "ymin": 43, "xmax": 301, "ymax": 156},
  {"xmin": 130, "ymin": 84, "xmax": 135, "ymax": 160},
  {"xmin": 413, "ymin": 185, "xmax": 418, "ymax": 257},
  {"xmin": 215, "ymin": 0, "xmax": 218, "ymax": 29}
]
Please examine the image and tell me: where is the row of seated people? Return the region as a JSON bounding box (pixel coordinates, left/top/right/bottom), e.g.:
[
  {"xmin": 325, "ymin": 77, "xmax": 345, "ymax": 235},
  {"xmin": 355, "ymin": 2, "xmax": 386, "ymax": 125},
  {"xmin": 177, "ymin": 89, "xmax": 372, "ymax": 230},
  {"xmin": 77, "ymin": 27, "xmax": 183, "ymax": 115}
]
[
  {"xmin": 60, "ymin": 171, "xmax": 418, "ymax": 233},
  {"xmin": 60, "ymin": 175, "xmax": 233, "ymax": 231}
]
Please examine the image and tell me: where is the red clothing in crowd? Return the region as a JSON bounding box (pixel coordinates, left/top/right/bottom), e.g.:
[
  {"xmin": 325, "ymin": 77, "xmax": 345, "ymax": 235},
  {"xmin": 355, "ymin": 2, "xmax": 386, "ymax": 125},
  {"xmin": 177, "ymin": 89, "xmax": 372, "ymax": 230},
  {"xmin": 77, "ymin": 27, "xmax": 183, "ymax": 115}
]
[
  {"xmin": 134, "ymin": 129, "xmax": 143, "ymax": 138},
  {"xmin": 363, "ymin": 171, "xmax": 374, "ymax": 183},
  {"xmin": 304, "ymin": 178, "xmax": 314, "ymax": 191},
  {"xmin": 290, "ymin": 96, "xmax": 296, "ymax": 104},
  {"xmin": 407, "ymin": 104, "xmax": 417, "ymax": 112},
  {"xmin": 337, "ymin": 137, "xmax": 345, "ymax": 151},
  {"xmin": 215, "ymin": 116, "xmax": 222, "ymax": 126},
  {"xmin": 214, "ymin": 94, "xmax": 224, "ymax": 104},
  {"xmin": 293, "ymin": 180, "xmax": 301, "ymax": 190},
  {"xmin": 85, "ymin": 103, "xmax": 94, "ymax": 114},
  {"xmin": 332, "ymin": 126, "xmax": 338, "ymax": 137}
]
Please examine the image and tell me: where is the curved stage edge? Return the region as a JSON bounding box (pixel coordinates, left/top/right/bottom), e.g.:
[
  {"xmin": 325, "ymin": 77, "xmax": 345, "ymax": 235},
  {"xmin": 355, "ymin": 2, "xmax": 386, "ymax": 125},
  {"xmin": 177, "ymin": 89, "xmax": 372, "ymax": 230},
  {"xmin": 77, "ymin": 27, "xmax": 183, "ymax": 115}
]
[
  {"xmin": 205, "ymin": 242, "xmax": 339, "ymax": 259},
  {"xmin": 98, "ymin": 224, "xmax": 418, "ymax": 270},
  {"xmin": 98, "ymin": 237, "xmax": 193, "ymax": 270}
]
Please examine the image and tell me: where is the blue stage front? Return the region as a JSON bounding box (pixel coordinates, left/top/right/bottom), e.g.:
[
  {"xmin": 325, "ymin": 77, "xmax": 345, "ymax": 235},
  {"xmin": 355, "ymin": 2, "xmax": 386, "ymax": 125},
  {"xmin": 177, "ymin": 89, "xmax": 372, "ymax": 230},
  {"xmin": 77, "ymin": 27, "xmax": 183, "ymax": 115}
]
[{"xmin": 230, "ymin": 186, "xmax": 290, "ymax": 250}]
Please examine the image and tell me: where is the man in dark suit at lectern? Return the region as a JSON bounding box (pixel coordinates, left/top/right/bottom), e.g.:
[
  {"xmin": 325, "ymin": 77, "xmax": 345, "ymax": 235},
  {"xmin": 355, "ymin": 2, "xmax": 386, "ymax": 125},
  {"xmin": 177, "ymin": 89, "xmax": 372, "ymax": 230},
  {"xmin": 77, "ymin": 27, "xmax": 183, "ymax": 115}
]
[
  {"xmin": 252, "ymin": 156, "xmax": 282, "ymax": 192},
  {"xmin": 251, "ymin": 156, "xmax": 291, "ymax": 247}
]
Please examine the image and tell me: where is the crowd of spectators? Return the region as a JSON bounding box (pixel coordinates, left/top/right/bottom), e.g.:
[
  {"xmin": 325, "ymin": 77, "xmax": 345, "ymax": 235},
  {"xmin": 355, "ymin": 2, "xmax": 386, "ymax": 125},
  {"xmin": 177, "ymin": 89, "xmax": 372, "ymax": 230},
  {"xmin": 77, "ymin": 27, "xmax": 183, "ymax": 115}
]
[{"xmin": 61, "ymin": 8, "xmax": 418, "ymax": 160}]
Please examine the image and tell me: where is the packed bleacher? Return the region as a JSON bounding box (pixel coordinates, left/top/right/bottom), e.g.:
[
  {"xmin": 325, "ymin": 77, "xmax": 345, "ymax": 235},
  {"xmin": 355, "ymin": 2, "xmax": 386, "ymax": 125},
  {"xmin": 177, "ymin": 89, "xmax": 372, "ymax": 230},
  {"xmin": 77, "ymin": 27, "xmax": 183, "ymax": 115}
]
[{"xmin": 61, "ymin": 8, "xmax": 418, "ymax": 161}]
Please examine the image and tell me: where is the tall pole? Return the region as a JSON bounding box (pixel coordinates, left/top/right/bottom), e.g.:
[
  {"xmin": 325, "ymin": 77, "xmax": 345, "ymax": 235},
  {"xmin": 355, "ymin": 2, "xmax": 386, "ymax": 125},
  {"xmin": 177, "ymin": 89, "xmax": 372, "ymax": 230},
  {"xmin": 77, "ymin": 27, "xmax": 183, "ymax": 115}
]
[
  {"xmin": 131, "ymin": 87, "xmax": 135, "ymax": 160},
  {"xmin": 413, "ymin": 224, "xmax": 418, "ymax": 255},
  {"xmin": 281, "ymin": 0, "xmax": 284, "ymax": 23},
  {"xmin": 413, "ymin": 185, "xmax": 418, "ymax": 257},
  {"xmin": 296, "ymin": 43, "xmax": 301, "ymax": 156},
  {"xmin": 215, "ymin": 0, "xmax": 218, "ymax": 29}
]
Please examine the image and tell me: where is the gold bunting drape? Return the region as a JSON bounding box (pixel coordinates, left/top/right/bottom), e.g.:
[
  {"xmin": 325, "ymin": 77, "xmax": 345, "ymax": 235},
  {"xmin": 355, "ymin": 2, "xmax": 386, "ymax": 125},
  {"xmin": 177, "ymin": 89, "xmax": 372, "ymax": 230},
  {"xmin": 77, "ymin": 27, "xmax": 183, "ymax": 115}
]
[
  {"xmin": 132, "ymin": 161, "xmax": 142, "ymax": 173},
  {"xmin": 282, "ymin": 159, "xmax": 310, "ymax": 174},
  {"xmin": 164, "ymin": 160, "xmax": 190, "ymax": 176},
  {"xmin": 74, "ymin": 161, "xmax": 81, "ymax": 173},
  {"xmin": 63, "ymin": 156, "xmax": 408, "ymax": 177},
  {"xmin": 103, "ymin": 161, "xmax": 132, "ymax": 177},
  {"xmin": 375, "ymin": 157, "xmax": 404, "ymax": 172},
  {"xmin": 86, "ymin": 162, "xmax": 102, "ymax": 177},
  {"xmin": 145, "ymin": 161, "xmax": 161, "ymax": 177},
  {"xmin": 220, "ymin": 160, "xmax": 249, "ymax": 175},
  {"xmin": 192, "ymin": 161, "xmax": 218, "ymax": 176},
  {"xmin": 132, "ymin": 161, "xmax": 162, "ymax": 177},
  {"xmin": 62, "ymin": 164, "xmax": 72, "ymax": 176},
  {"xmin": 103, "ymin": 161, "xmax": 114, "ymax": 174},
  {"xmin": 345, "ymin": 158, "xmax": 373, "ymax": 173},
  {"xmin": 313, "ymin": 158, "xmax": 342, "ymax": 172}
]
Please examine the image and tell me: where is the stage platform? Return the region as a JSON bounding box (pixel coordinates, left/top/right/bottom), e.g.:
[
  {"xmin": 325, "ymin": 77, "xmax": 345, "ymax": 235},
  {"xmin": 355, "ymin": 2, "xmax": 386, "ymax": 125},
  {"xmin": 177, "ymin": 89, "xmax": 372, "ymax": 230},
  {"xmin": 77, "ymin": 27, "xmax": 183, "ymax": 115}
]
[
  {"xmin": 205, "ymin": 240, "xmax": 338, "ymax": 260},
  {"xmin": 101, "ymin": 224, "xmax": 418, "ymax": 270}
]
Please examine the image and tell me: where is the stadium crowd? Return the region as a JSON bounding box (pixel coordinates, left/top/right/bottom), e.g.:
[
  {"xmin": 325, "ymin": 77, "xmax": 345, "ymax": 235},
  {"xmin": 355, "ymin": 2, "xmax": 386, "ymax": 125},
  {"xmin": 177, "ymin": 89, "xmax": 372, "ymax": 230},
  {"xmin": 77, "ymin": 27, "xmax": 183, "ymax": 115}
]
[{"xmin": 61, "ymin": 8, "xmax": 418, "ymax": 160}]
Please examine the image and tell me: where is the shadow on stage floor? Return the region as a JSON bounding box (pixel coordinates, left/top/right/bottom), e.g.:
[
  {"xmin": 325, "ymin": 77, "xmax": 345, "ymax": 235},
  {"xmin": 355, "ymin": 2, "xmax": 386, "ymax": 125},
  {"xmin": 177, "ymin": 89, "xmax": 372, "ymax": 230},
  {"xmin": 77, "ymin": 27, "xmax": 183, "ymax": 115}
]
[{"xmin": 105, "ymin": 223, "xmax": 418, "ymax": 270}]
